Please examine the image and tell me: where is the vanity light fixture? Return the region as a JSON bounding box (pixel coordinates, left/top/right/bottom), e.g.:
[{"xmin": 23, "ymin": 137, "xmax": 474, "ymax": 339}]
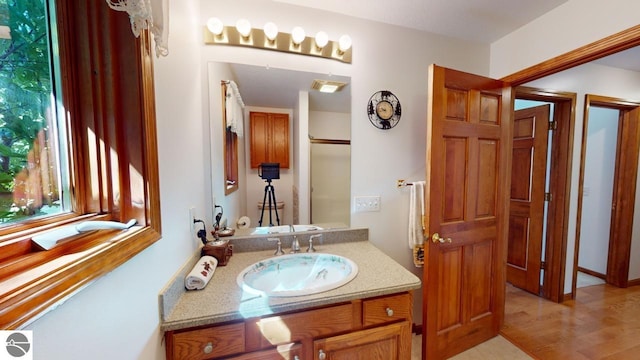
[
  {"xmin": 291, "ymin": 26, "xmax": 306, "ymax": 45},
  {"xmin": 236, "ymin": 19, "xmax": 252, "ymax": 38},
  {"xmin": 207, "ymin": 17, "xmax": 224, "ymax": 36},
  {"xmin": 203, "ymin": 19, "xmax": 352, "ymax": 63},
  {"xmin": 338, "ymin": 34, "xmax": 352, "ymax": 53},
  {"xmin": 315, "ymin": 31, "xmax": 329, "ymax": 49},
  {"xmin": 263, "ymin": 22, "xmax": 278, "ymax": 41}
]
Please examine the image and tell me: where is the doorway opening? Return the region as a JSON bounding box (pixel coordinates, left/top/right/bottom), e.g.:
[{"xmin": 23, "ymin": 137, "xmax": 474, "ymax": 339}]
[
  {"xmin": 573, "ymin": 94, "xmax": 640, "ymax": 296},
  {"xmin": 510, "ymin": 87, "xmax": 576, "ymax": 302}
]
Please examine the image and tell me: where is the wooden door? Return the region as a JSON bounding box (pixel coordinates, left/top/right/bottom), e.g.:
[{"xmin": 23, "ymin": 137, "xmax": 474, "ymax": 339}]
[
  {"xmin": 423, "ymin": 65, "xmax": 512, "ymax": 359},
  {"xmin": 507, "ymin": 105, "xmax": 550, "ymax": 294}
]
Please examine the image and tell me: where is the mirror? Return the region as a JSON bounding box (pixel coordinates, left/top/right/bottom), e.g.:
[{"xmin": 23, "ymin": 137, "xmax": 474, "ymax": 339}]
[{"xmin": 208, "ymin": 62, "xmax": 351, "ymax": 231}]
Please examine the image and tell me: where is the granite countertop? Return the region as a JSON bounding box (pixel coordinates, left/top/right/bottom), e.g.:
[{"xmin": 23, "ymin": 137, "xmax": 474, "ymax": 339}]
[{"xmin": 159, "ymin": 231, "xmax": 421, "ymax": 332}]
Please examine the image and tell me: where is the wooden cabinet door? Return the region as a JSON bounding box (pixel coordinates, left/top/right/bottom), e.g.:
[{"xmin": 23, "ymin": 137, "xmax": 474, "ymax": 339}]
[
  {"xmin": 270, "ymin": 113, "xmax": 289, "ymax": 168},
  {"xmin": 312, "ymin": 321, "xmax": 411, "ymax": 360},
  {"xmin": 424, "ymin": 64, "xmax": 512, "ymax": 359},
  {"xmin": 250, "ymin": 112, "xmax": 269, "ymax": 168},
  {"xmin": 249, "ymin": 112, "xmax": 290, "ymax": 168}
]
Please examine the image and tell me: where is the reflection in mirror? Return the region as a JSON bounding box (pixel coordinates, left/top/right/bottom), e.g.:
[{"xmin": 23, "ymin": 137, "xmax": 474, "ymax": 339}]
[
  {"xmin": 209, "ymin": 62, "xmax": 351, "ymax": 230},
  {"xmin": 221, "ymin": 81, "xmax": 241, "ymax": 195}
]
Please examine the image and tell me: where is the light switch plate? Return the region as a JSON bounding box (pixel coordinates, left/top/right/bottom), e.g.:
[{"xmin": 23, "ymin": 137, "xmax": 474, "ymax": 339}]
[{"xmin": 354, "ymin": 196, "xmax": 381, "ymax": 212}]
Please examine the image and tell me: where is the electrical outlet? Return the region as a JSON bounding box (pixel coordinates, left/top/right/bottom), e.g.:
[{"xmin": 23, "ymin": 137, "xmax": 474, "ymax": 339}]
[
  {"xmin": 354, "ymin": 196, "xmax": 381, "ymax": 212},
  {"xmin": 189, "ymin": 207, "xmax": 196, "ymax": 231}
]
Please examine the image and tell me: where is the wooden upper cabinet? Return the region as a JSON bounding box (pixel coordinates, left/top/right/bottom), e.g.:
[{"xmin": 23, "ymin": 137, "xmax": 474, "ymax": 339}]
[{"xmin": 250, "ymin": 112, "xmax": 289, "ymax": 168}]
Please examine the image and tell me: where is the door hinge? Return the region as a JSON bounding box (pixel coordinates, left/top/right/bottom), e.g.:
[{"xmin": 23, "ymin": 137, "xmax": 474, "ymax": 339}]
[
  {"xmin": 541, "ymin": 261, "xmax": 546, "ymax": 270},
  {"xmin": 549, "ymin": 120, "xmax": 557, "ymax": 131},
  {"xmin": 544, "ymin": 192, "xmax": 552, "ymax": 202}
]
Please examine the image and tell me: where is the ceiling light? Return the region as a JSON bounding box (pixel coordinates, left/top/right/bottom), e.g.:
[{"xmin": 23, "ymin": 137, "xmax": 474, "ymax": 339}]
[
  {"xmin": 291, "ymin": 26, "xmax": 306, "ymax": 45},
  {"xmin": 315, "ymin": 31, "xmax": 329, "ymax": 48},
  {"xmin": 236, "ymin": 19, "xmax": 252, "ymax": 38},
  {"xmin": 206, "ymin": 17, "xmax": 224, "ymax": 36},
  {"xmin": 311, "ymin": 79, "xmax": 348, "ymax": 93},
  {"xmin": 338, "ymin": 35, "xmax": 352, "ymax": 52},
  {"xmin": 263, "ymin": 22, "xmax": 278, "ymax": 41}
]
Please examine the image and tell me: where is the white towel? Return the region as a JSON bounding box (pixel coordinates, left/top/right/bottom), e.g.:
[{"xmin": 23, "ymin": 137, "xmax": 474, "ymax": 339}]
[
  {"xmin": 408, "ymin": 181, "xmax": 426, "ymax": 249},
  {"xmin": 225, "ymin": 80, "xmax": 245, "ymax": 137},
  {"xmin": 185, "ymin": 256, "xmax": 218, "ymax": 290}
]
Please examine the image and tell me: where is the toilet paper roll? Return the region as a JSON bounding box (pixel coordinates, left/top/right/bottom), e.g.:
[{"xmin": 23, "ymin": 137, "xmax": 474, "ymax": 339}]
[{"xmin": 237, "ymin": 216, "xmax": 251, "ymax": 229}]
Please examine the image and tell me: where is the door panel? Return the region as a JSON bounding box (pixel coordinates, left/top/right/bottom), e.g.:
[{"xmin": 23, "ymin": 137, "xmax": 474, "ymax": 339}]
[
  {"xmin": 424, "ymin": 65, "xmax": 511, "ymax": 359},
  {"xmin": 507, "ymin": 105, "xmax": 550, "ymax": 294}
]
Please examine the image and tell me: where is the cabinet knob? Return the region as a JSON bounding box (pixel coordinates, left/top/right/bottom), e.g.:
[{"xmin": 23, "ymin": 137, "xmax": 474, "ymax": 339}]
[
  {"xmin": 386, "ymin": 307, "xmax": 394, "ymax": 317},
  {"xmin": 318, "ymin": 349, "xmax": 327, "ymax": 360},
  {"xmin": 203, "ymin": 342, "xmax": 214, "ymax": 354}
]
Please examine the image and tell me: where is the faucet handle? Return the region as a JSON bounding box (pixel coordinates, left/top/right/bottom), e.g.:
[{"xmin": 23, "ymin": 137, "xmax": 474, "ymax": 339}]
[
  {"xmin": 268, "ymin": 237, "xmax": 285, "ymax": 255},
  {"xmin": 307, "ymin": 234, "xmax": 322, "ymax": 252}
]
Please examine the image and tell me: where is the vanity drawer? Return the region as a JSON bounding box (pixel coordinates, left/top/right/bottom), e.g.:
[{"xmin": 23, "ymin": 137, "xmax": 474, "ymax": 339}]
[
  {"xmin": 247, "ymin": 303, "xmax": 356, "ymax": 349},
  {"xmin": 171, "ymin": 322, "xmax": 245, "ymax": 360},
  {"xmin": 363, "ymin": 293, "xmax": 412, "ymax": 327}
]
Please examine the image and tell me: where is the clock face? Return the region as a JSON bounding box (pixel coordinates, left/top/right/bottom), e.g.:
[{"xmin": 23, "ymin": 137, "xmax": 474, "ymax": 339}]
[{"xmin": 367, "ymin": 90, "xmax": 401, "ymax": 130}]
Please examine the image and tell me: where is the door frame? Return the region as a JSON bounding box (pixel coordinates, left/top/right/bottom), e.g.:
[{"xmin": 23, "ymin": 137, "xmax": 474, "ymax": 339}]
[
  {"xmin": 514, "ymin": 87, "xmax": 576, "ymax": 302},
  {"xmin": 503, "ymin": 25, "xmax": 640, "ymax": 302},
  {"xmin": 574, "ymin": 95, "xmax": 640, "ymax": 294}
]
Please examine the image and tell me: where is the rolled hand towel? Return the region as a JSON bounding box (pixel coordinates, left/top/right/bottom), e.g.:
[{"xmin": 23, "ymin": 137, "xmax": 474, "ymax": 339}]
[{"xmin": 185, "ymin": 256, "xmax": 218, "ymax": 290}]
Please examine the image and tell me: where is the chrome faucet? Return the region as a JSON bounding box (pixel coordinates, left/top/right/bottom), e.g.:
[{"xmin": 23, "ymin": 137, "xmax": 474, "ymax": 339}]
[
  {"xmin": 307, "ymin": 234, "xmax": 321, "ymax": 252},
  {"xmin": 268, "ymin": 237, "xmax": 285, "ymax": 256},
  {"xmin": 289, "ymin": 225, "xmax": 301, "ymax": 253}
]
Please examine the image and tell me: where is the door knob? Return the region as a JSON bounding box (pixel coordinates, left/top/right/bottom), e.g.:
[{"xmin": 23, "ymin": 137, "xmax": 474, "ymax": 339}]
[{"xmin": 431, "ymin": 233, "xmax": 452, "ymax": 243}]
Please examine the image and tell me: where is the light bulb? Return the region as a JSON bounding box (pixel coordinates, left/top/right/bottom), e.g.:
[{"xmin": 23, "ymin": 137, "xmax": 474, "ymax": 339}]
[
  {"xmin": 315, "ymin": 31, "xmax": 329, "ymax": 48},
  {"xmin": 263, "ymin": 22, "xmax": 278, "ymax": 41},
  {"xmin": 338, "ymin": 34, "xmax": 352, "ymax": 52},
  {"xmin": 291, "ymin": 26, "xmax": 306, "ymax": 45},
  {"xmin": 206, "ymin": 17, "xmax": 224, "ymax": 36},
  {"xmin": 236, "ymin": 19, "xmax": 252, "ymax": 38}
]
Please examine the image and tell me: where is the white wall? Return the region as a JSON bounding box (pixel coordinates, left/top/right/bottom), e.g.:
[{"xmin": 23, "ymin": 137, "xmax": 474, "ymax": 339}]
[
  {"xmin": 578, "ymin": 107, "xmax": 619, "ymax": 275},
  {"xmin": 490, "ymin": 0, "xmax": 640, "ymax": 78},
  {"xmin": 524, "ymin": 62, "xmax": 640, "ymax": 292}
]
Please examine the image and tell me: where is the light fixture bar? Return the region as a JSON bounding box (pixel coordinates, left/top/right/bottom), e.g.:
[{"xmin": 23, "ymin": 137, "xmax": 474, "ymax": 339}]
[{"xmin": 203, "ymin": 25, "xmax": 352, "ymax": 64}]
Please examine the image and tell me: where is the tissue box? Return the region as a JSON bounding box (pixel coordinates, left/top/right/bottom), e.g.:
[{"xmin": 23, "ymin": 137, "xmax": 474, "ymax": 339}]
[{"xmin": 201, "ymin": 239, "xmax": 233, "ymax": 266}]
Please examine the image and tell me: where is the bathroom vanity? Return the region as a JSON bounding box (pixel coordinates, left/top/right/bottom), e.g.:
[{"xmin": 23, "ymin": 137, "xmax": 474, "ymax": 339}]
[{"xmin": 159, "ymin": 228, "xmax": 421, "ymax": 360}]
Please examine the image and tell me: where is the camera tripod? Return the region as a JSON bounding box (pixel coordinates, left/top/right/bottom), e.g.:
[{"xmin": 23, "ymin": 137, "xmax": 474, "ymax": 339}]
[{"xmin": 258, "ymin": 179, "xmax": 280, "ymax": 227}]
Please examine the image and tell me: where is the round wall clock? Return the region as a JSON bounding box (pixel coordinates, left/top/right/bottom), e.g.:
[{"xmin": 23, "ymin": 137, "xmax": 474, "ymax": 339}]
[{"xmin": 367, "ymin": 90, "xmax": 401, "ymax": 130}]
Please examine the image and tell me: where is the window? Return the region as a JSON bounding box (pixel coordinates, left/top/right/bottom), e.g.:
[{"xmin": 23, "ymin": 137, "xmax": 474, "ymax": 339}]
[
  {"xmin": 0, "ymin": 1, "xmax": 161, "ymax": 329},
  {"xmin": 0, "ymin": 0, "xmax": 67, "ymax": 224}
]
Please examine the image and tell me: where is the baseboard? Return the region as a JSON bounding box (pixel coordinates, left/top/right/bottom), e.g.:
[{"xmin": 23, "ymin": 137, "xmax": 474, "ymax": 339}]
[
  {"xmin": 412, "ymin": 323, "xmax": 422, "ymax": 335},
  {"xmin": 577, "ymin": 266, "xmax": 606, "ymax": 280},
  {"xmin": 628, "ymin": 278, "xmax": 640, "ymax": 287},
  {"xmin": 562, "ymin": 292, "xmax": 574, "ymax": 302}
]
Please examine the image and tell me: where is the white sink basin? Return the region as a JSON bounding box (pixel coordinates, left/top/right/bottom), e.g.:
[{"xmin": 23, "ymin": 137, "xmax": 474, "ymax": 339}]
[{"xmin": 237, "ymin": 253, "xmax": 358, "ymax": 297}]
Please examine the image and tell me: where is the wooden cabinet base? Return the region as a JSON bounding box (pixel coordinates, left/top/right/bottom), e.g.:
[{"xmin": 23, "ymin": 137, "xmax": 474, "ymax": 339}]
[{"xmin": 164, "ymin": 292, "xmax": 413, "ymax": 360}]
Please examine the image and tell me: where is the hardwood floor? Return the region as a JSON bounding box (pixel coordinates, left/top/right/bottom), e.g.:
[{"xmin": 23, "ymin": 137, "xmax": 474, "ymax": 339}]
[{"xmin": 501, "ymin": 283, "xmax": 640, "ymax": 359}]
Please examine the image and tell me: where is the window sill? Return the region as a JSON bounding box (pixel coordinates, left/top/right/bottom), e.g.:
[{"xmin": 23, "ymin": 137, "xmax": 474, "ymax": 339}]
[{"xmin": 0, "ymin": 220, "xmax": 161, "ymax": 329}]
